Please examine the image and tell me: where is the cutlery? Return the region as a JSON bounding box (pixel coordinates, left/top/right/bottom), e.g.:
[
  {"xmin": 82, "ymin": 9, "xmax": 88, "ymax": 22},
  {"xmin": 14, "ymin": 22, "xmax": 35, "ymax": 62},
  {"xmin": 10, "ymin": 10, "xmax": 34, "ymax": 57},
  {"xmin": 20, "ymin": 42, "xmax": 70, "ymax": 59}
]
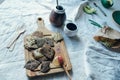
[
  {"xmin": 93, "ymin": 2, "xmax": 107, "ymax": 17},
  {"xmin": 7, "ymin": 24, "xmax": 26, "ymax": 49}
]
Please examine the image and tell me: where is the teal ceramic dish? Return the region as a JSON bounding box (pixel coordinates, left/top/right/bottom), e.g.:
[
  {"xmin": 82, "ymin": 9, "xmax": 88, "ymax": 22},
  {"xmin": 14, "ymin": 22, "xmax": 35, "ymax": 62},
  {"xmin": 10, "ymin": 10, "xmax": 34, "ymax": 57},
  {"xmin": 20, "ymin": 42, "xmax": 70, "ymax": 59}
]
[{"xmin": 112, "ymin": 11, "xmax": 120, "ymax": 25}]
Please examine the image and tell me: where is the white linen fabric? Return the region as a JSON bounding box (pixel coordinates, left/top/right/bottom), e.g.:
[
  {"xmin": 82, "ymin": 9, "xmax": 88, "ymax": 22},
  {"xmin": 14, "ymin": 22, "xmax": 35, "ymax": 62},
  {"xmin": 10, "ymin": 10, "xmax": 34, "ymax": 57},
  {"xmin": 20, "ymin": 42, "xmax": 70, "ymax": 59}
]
[
  {"xmin": 0, "ymin": 0, "xmax": 120, "ymax": 80},
  {"xmin": 84, "ymin": 39, "xmax": 120, "ymax": 80}
]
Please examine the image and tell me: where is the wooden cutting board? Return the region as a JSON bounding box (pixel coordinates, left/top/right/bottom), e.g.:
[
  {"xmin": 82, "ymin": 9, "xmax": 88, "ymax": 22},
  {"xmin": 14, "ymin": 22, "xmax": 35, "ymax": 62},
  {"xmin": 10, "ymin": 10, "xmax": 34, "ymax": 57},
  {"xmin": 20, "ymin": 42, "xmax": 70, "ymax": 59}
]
[{"xmin": 24, "ymin": 17, "xmax": 72, "ymax": 77}]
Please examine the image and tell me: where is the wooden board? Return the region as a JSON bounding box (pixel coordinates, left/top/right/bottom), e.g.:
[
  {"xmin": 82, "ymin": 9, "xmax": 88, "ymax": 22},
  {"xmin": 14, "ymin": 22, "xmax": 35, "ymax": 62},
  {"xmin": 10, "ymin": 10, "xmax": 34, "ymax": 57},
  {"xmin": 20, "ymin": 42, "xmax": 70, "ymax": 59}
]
[{"xmin": 24, "ymin": 17, "xmax": 72, "ymax": 77}]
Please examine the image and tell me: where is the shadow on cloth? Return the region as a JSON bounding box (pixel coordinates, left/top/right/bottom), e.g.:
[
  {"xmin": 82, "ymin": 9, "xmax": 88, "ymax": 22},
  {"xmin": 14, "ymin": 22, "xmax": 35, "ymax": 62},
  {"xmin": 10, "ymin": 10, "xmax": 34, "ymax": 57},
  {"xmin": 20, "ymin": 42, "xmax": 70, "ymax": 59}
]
[{"xmin": 0, "ymin": 0, "xmax": 4, "ymax": 4}]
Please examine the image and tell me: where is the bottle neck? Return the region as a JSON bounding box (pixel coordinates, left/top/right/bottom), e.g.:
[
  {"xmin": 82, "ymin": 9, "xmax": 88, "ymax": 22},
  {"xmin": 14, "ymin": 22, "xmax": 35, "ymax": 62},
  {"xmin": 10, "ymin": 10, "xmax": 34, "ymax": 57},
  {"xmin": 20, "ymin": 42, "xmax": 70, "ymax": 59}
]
[{"xmin": 54, "ymin": 5, "xmax": 65, "ymax": 14}]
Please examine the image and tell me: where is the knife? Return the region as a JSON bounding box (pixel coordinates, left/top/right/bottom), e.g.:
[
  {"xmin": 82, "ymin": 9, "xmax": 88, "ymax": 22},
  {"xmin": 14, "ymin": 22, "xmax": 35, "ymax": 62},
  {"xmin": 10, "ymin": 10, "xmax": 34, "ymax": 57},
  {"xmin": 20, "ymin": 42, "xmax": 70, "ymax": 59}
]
[{"xmin": 93, "ymin": 2, "xmax": 107, "ymax": 17}]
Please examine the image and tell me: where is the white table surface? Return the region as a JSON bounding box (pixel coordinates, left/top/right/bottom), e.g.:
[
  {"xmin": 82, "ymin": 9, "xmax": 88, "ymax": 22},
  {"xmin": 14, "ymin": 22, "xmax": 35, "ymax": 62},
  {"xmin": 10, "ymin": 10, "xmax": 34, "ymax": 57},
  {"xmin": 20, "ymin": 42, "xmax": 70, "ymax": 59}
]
[{"xmin": 0, "ymin": 0, "xmax": 120, "ymax": 80}]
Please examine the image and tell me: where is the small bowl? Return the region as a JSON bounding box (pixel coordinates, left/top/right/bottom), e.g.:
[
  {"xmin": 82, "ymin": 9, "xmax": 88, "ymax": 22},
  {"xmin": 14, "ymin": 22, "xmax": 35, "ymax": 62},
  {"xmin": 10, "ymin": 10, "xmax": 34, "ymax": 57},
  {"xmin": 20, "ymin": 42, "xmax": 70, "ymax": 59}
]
[
  {"xmin": 64, "ymin": 22, "xmax": 78, "ymax": 37},
  {"xmin": 112, "ymin": 11, "xmax": 120, "ymax": 25}
]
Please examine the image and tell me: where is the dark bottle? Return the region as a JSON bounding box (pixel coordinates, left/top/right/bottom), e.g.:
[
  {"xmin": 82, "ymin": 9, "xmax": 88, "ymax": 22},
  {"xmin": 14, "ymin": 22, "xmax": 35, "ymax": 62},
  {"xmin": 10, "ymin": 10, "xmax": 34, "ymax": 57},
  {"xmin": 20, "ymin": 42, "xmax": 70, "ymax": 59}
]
[{"xmin": 49, "ymin": 5, "xmax": 66, "ymax": 27}]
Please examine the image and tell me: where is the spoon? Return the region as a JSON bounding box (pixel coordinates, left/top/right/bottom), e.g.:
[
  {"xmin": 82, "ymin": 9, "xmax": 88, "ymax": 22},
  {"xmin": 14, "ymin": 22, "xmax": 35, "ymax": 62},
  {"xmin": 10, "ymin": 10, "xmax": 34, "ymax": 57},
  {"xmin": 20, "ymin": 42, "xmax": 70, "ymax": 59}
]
[
  {"xmin": 7, "ymin": 24, "xmax": 26, "ymax": 49},
  {"xmin": 56, "ymin": 0, "xmax": 58, "ymax": 6}
]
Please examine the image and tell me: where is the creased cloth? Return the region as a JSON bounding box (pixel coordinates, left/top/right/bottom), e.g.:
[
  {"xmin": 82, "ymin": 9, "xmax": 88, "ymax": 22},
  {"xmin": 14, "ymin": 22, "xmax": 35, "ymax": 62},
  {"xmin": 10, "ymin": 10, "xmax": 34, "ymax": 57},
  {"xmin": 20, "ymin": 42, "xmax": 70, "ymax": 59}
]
[
  {"xmin": 84, "ymin": 38, "xmax": 120, "ymax": 80},
  {"xmin": 0, "ymin": 0, "xmax": 120, "ymax": 80},
  {"xmin": 0, "ymin": 0, "xmax": 87, "ymax": 80}
]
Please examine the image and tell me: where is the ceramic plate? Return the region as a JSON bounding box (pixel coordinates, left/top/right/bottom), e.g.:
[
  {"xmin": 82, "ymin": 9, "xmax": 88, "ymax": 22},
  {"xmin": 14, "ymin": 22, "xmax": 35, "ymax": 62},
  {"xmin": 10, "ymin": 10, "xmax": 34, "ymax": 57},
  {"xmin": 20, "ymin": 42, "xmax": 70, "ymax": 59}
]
[{"xmin": 112, "ymin": 11, "xmax": 120, "ymax": 25}]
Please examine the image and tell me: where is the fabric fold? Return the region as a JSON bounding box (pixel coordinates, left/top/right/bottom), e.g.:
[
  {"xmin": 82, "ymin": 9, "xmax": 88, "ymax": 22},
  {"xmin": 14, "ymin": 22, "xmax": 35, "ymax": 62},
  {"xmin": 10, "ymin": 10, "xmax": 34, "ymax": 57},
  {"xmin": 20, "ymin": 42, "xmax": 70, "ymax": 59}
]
[{"xmin": 84, "ymin": 40, "xmax": 120, "ymax": 80}]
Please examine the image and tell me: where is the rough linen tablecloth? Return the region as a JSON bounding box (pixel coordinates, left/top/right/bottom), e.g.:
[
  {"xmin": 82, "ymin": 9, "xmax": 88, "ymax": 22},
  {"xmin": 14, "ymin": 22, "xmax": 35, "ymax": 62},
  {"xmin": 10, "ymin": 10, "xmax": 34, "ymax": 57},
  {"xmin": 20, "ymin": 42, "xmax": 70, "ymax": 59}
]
[
  {"xmin": 0, "ymin": 0, "xmax": 120, "ymax": 80},
  {"xmin": 84, "ymin": 39, "xmax": 120, "ymax": 80}
]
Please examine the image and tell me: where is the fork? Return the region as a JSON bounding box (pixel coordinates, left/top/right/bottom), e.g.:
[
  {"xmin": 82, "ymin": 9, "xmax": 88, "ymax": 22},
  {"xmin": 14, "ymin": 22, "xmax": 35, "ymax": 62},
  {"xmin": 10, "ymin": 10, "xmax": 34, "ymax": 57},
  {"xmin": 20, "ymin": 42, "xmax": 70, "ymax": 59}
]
[{"xmin": 7, "ymin": 24, "xmax": 26, "ymax": 49}]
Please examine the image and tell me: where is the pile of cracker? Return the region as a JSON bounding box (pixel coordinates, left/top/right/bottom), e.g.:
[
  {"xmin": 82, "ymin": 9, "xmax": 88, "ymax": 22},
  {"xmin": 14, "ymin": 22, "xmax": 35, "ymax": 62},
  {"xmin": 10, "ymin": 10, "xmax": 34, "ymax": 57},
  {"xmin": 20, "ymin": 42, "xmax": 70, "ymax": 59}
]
[{"xmin": 24, "ymin": 31, "xmax": 63, "ymax": 73}]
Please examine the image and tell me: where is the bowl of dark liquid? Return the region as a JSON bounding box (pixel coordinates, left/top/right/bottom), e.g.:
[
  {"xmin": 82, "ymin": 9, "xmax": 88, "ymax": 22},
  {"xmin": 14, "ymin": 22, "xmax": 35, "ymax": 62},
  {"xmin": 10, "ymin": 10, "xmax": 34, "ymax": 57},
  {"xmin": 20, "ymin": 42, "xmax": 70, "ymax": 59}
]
[{"xmin": 64, "ymin": 22, "xmax": 78, "ymax": 37}]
